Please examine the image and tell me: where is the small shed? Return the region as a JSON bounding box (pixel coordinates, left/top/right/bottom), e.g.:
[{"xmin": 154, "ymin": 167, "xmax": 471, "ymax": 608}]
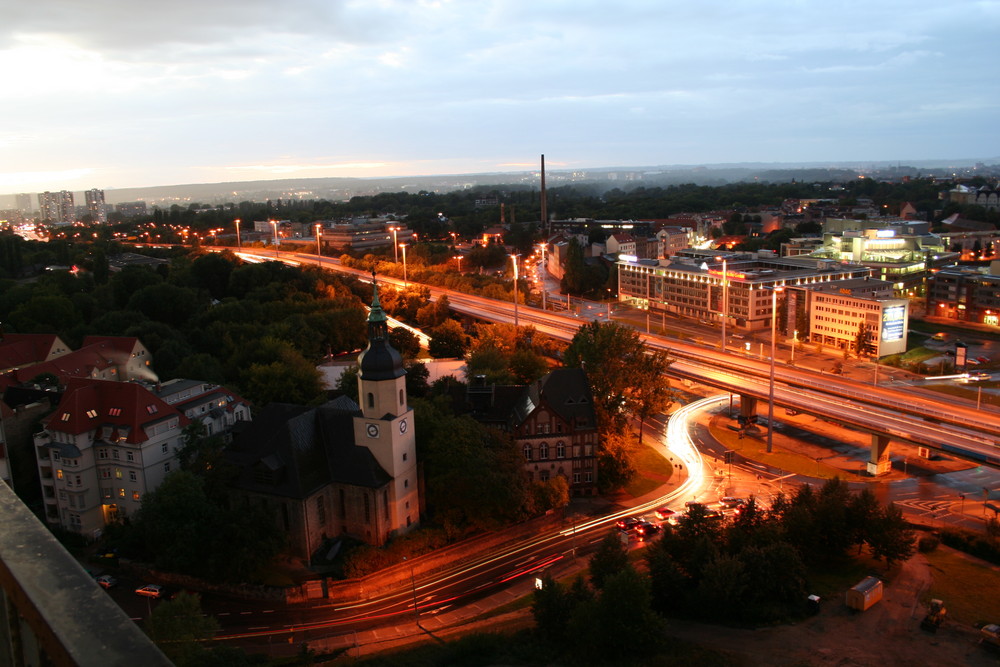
[{"xmin": 846, "ymin": 576, "xmax": 883, "ymax": 611}]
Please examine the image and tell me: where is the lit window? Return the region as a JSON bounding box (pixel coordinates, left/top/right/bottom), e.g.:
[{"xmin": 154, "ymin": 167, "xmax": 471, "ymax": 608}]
[
  {"xmin": 86, "ymin": 409, "xmax": 98, "ymax": 419},
  {"xmin": 118, "ymin": 488, "xmax": 126, "ymax": 498},
  {"xmin": 132, "ymin": 491, "xmax": 140, "ymax": 501},
  {"xmin": 60, "ymin": 413, "xmax": 71, "ymax": 421},
  {"xmin": 56, "ymin": 469, "xmax": 63, "ymax": 480},
  {"xmin": 145, "ymin": 404, "xmax": 158, "ymax": 415},
  {"xmin": 115, "ymin": 469, "xmax": 122, "ymax": 479},
  {"xmin": 108, "ymin": 407, "xmax": 122, "ymax": 417}
]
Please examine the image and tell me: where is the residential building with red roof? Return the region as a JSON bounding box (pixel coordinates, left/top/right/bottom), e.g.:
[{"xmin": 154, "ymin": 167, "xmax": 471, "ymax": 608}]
[
  {"xmin": 0, "ymin": 334, "xmax": 71, "ymax": 374},
  {"xmin": 34, "ymin": 377, "xmax": 249, "ymax": 538}
]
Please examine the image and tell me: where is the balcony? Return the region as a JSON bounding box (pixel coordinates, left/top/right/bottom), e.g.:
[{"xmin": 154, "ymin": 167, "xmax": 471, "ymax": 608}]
[{"xmin": 0, "ymin": 482, "xmax": 170, "ymax": 666}]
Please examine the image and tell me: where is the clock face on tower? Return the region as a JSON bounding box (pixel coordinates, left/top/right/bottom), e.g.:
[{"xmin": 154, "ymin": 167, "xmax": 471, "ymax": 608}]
[
  {"xmin": 366, "ymin": 423, "xmax": 379, "ymax": 438},
  {"xmin": 399, "ymin": 418, "xmax": 408, "ymax": 434}
]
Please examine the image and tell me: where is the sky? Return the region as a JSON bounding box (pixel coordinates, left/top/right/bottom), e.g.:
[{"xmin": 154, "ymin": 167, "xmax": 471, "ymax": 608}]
[{"xmin": 2, "ymin": 0, "xmax": 999, "ymax": 194}]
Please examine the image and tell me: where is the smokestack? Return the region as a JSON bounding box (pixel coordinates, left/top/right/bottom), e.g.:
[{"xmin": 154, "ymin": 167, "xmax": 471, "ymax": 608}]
[{"xmin": 540, "ymin": 154, "xmax": 548, "ymax": 237}]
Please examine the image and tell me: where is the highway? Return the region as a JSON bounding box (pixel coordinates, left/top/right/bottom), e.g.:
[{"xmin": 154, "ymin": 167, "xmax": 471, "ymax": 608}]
[{"xmin": 249, "ymin": 250, "xmax": 1000, "ymax": 468}]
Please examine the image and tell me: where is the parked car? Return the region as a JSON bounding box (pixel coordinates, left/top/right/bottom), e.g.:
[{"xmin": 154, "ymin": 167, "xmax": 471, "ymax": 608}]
[
  {"xmin": 134, "ymin": 584, "xmax": 165, "ymax": 598},
  {"xmin": 615, "ymin": 517, "xmax": 641, "ymax": 532},
  {"xmin": 978, "ymin": 356, "xmax": 991, "ymax": 364},
  {"xmin": 95, "ymin": 574, "xmax": 117, "ymax": 590}
]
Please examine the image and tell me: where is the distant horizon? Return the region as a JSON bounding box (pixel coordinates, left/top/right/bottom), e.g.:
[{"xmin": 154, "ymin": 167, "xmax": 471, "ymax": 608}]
[{"xmin": 3, "ymin": 155, "xmax": 997, "ymax": 206}]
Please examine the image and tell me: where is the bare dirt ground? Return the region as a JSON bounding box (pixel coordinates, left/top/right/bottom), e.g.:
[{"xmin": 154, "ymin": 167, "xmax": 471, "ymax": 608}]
[{"xmin": 665, "ymin": 551, "xmax": 998, "ymax": 666}]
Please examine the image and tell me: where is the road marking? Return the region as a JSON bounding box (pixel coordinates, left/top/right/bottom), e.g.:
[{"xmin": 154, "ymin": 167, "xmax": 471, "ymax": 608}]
[{"xmin": 262, "ymin": 610, "xmax": 274, "ymax": 614}]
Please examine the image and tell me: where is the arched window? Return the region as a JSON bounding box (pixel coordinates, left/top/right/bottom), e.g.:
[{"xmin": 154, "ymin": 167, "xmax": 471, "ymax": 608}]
[
  {"xmin": 523, "ymin": 444, "xmax": 533, "ymax": 461},
  {"xmin": 539, "ymin": 443, "xmax": 549, "ymax": 460},
  {"xmin": 556, "ymin": 442, "xmax": 565, "ymax": 459},
  {"xmin": 367, "ymin": 392, "xmax": 374, "ymax": 408}
]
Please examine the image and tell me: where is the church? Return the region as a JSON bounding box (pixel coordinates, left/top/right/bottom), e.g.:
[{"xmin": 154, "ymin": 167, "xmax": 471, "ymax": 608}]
[{"xmin": 224, "ymin": 278, "xmax": 420, "ymax": 559}]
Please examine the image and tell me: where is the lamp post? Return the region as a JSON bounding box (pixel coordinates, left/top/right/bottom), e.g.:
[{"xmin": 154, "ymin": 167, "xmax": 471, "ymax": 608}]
[
  {"xmin": 511, "ymin": 254, "xmax": 520, "ymax": 327},
  {"xmin": 767, "ymin": 286, "xmax": 784, "ymax": 454},
  {"xmin": 234, "ymin": 219, "xmax": 241, "ymax": 249},
  {"xmin": 453, "ymin": 255, "xmax": 464, "ymax": 273},
  {"xmin": 402, "ymin": 556, "xmax": 419, "ymax": 625},
  {"xmin": 270, "ymin": 220, "xmax": 278, "ymax": 257},
  {"xmin": 716, "ymin": 256, "xmax": 728, "ymax": 352},
  {"xmin": 400, "ymin": 243, "xmax": 408, "ymax": 287},
  {"xmin": 314, "ymin": 223, "xmax": 322, "ymax": 259},
  {"xmin": 791, "ymin": 329, "xmax": 798, "ymax": 364},
  {"xmin": 389, "ymin": 226, "xmax": 399, "ymax": 263}
]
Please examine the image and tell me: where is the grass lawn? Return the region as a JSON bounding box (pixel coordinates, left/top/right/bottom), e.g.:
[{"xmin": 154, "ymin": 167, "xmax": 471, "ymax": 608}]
[
  {"xmin": 805, "ymin": 550, "xmax": 901, "ymax": 599},
  {"xmin": 710, "ymin": 421, "xmax": 847, "ymax": 480},
  {"xmin": 922, "ymin": 547, "xmax": 1000, "ymax": 626},
  {"xmin": 624, "ymin": 441, "xmax": 675, "ymax": 498}
]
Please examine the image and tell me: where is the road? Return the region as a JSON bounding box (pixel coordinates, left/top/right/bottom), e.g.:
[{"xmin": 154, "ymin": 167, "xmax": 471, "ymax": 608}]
[{"xmin": 238, "ymin": 249, "xmax": 1000, "ymax": 468}]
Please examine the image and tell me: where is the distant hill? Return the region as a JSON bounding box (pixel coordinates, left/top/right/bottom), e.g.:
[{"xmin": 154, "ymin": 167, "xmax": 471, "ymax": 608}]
[{"xmin": 4, "ymin": 157, "xmax": 998, "ymax": 209}]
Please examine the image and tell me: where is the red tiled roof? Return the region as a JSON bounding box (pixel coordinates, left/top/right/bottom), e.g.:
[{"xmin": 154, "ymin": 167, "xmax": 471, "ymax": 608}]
[
  {"xmin": 43, "ymin": 378, "xmax": 188, "ymax": 444},
  {"xmin": 11, "ymin": 337, "xmax": 142, "ymax": 385},
  {"xmin": 0, "ymin": 334, "xmax": 62, "ymax": 370}
]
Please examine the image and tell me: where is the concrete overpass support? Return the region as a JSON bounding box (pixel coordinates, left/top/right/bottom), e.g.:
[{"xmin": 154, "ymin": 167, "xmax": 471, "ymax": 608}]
[
  {"xmin": 868, "ymin": 434, "xmax": 892, "ymax": 476},
  {"xmin": 739, "ymin": 395, "xmax": 758, "ymax": 419}
]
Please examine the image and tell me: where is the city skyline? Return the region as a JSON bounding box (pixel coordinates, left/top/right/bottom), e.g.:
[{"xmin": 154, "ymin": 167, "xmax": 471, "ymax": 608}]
[{"xmin": 3, "ymin": 0, "xmax": 998, "ymax": 194}]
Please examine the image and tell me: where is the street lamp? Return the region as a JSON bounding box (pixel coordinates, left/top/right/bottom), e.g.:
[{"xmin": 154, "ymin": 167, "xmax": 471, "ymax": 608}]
[
  {"xmin": 389, "ymin": 226, "xmax": 399, "ymax": 263},
  {"xmin": 511, "ymin": 254, "xmax": 520, "ymax": 327},
  {"xmin": 767, "ymin": 285, "xmax": 785, "ymax": 454},
  {"xmin": 314, "ymin": 223, "xmax": 323, "ymax": 259},
  {"xmin": 453, "ymin": 255, "xmax": 464, "ymax": 272},
  {"xmin": 234, "ymin": 219, "xmax": 241, "ymax": 249},
  {"xmin": 715, "ymin": 255, "xmax": 728, "ymax": 352},
  {"xmin": 400, "ymin": 243, "xmax": 408, "ymax": 287},
  {"xmin": 269, "ymin": 220, "xmax": 278, "ymax": 257}
]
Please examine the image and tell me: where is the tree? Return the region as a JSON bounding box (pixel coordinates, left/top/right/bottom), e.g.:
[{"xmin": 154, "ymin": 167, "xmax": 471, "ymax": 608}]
[
  {"xmin": 145, "ymin": 591, "xmax": 220, "ymax": 665},
  {"xmin": 563, "ymin": 321, "xmax": 672, "ymax": 433},
  {"xmin": 569, "ymin": 567, "xmax": 666, "ymax": 662},
  {"xmin": 428, "ymin": 319, "xmax": 468, "ymax": 358},
  {"xmin": 866, "ymin": 503, "xmax": 915, "ymax": 568},
  {"xmin": 595, "ymin": 428, "xmax": 636, "ymax": 492},
  {"xmin": 588, "ymin": 531, "xmax": 629, "ymax": 590},
  {"xmin": 388, "ymin": 327, "xmax": 421, "ymax": 359}
]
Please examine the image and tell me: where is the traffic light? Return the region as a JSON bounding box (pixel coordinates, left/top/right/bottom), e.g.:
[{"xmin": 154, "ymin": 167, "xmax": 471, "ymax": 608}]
[{"xmin": 724, "ymin": 451, "xmax": 735, "ymax": 464}]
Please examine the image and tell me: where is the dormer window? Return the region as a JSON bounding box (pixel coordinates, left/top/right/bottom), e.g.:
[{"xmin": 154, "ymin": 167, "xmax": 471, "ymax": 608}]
[
  {"xmin": 108, "ymin": 407, "xmax": 122, "ymax": 417},
  {"xmin": 145, "ymin": 404, "xmax": 158, "ymax": 415},
  {"xmin": 60, "ymin": 413, "xmax": 71, "ymax": 422},
  {"xmin": 86, "ymin": 409, "xmax": 98, "ymax": 419}
]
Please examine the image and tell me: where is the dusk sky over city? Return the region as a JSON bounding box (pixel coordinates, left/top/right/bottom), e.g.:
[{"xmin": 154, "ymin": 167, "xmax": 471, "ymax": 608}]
[{"xmin": 2, "ymin": 0, "xmax": 998, "ymax": 194}]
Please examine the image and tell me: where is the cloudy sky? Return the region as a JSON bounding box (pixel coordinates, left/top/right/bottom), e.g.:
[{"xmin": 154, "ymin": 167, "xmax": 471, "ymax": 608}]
[{"xmin": 2, "ymin": 0, "xmax": 998, "ymax": 194}]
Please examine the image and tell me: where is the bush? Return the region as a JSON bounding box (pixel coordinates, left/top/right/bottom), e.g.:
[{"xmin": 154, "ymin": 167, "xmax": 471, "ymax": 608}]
[
  {"xmin": 918, "ymin": 534, "xmax": 940, "ymax": 553},
  {"xmin": 939, "ymin": 528, "xmax": 1000, "ymax": 565}
]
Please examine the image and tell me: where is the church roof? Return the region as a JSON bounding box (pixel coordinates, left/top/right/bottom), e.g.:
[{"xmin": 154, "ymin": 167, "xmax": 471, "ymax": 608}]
[{"xmin": 225, "ymin": 397, "xmax": 391, "ymax": 500}]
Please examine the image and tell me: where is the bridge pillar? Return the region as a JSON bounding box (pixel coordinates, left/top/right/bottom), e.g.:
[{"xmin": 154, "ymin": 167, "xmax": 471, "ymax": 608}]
[
  {"xmin": 739, "ymin": 395, "xmax": 757, "ymax": 419},
  {"xmin": 867, "ymin": 434, "xmax": 892, "ymax": 476}
]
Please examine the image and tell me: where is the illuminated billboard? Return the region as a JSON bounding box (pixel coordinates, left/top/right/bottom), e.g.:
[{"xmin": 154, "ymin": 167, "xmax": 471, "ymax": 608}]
[{"xmin": 881, "ymin": 305, "xmax": 905, "ymax": 342}]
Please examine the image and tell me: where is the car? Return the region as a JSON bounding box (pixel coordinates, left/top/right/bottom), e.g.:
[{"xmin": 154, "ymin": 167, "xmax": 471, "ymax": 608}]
[
  {"xmin": 931, "ymin": 332, "xmax": 947, "ymax": 341},
  {"xmin": 95, "ymin": 574, "xmax": 118, "ymax": 589},
  {"xmin": 978, "ymin": 356, "xmax": 991, "ymax": 364},
  {"xmin": 615, "ymin": 517, "xmax": 641, "ymax": 532},
  {"xmin": 719, "ymin": 496, "xmax": 746, "ymax": 508},
  {"xmin": 968, "ymin": 372, "xmax": 991, "ymax": 382},
  {"xmin": 134, "ymin": 584, "xmax": 165, "ymax": 598},
  {"xmin": 635, "ymin": 521, "xmax": 660, "ymax": 538},
  {"xmin": 655, "ymin": 506, "xmax": 677, "ymax": 521},
  {"xmin": 684, "ymin": 501, "xmax": 707, "ymax": 511}
]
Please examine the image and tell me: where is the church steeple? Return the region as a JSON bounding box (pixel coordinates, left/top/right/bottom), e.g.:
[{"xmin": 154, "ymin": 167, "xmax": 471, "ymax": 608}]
[{"xmin": 358, "ymin": 271, "xmax": 405, "ymax": 382}]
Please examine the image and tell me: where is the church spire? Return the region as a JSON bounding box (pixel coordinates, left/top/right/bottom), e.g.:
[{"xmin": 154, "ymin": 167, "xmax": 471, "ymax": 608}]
[{"xmin": 358, "ymin": 270, "xmax": 405, "ymax": 380}]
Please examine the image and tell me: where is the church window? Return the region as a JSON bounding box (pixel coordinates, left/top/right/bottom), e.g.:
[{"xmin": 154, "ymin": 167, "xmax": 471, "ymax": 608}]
[
  {"xmin": 364, "ymin": 495, "xmax": 371, "ymax": 523},
  {"xmin": 399, "ymin": 389, "xmax": 404, "ymax": 405},
  {"xmin": 383, "ymin": 490, "xmax": 389, "ymax": 520},
  {"xmin": 316, "ymin": 496, "xmax": 326, "ymax": 526},
  {"xmin": 367, "ymin": 392, "xmax": 374, "ymax": 408}
]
